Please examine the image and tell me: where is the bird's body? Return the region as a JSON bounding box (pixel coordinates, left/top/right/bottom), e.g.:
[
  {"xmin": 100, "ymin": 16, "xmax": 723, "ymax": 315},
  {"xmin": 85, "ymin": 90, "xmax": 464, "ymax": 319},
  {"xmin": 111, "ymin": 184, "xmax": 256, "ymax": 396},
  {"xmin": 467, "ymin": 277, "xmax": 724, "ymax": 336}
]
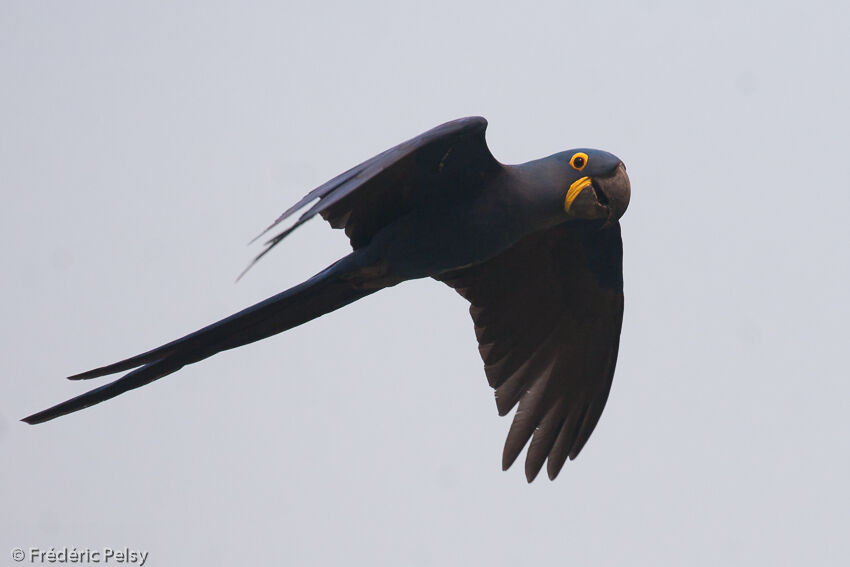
[
  {"xmin": 24, "ymin": 117, "xmax": 631, "ymax": 482},
  {"xmin": 340, "ymin": 167, "xmax": 551, "ymax": 281}
]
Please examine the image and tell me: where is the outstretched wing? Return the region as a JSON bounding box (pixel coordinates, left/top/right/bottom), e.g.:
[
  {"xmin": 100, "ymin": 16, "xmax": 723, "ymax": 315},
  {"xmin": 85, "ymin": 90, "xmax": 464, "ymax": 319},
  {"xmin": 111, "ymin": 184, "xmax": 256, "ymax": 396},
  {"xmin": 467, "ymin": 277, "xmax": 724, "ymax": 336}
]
[
  {"xmin": 438, "ymin": 220, "xmax": 624, "ymax": 482},
  {"xmin": 246, "ymin": 116, "xmax": 502, "ymax": 272}
]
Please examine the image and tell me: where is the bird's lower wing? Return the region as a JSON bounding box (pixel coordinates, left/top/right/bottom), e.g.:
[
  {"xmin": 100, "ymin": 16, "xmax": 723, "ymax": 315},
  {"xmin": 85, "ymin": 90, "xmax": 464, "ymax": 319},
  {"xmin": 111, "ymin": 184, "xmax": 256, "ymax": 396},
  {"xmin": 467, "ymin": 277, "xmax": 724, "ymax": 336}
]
[{"xmin": 437, "ymin": 220, "xmax": 624, "ymax": 481}]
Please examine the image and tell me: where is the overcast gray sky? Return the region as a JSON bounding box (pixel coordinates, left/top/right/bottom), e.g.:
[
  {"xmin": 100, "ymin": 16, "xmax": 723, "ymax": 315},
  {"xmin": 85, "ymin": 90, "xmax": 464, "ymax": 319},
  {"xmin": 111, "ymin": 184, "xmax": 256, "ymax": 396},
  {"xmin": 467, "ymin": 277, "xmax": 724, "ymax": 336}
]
[{"xmin": 2, "ymin": 1, "xmax": 848, "ymax": 565}]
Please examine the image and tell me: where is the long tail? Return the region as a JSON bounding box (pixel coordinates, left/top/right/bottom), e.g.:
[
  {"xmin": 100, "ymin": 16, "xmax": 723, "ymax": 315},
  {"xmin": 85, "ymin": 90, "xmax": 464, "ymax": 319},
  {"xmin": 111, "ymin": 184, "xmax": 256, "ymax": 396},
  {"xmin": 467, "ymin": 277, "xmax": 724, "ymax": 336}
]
[{"xmin": 23, "ymin": 253, "xmax": 379, "ymax": 424}]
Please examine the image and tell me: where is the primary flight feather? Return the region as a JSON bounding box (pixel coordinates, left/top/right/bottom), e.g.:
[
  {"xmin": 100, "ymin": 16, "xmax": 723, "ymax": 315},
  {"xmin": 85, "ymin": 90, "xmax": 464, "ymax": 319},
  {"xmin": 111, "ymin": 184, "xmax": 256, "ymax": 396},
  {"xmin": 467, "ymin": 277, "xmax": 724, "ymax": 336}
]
[{"xmin": 23, "ymin": 117, "xmax": 631, "ymax": 482}]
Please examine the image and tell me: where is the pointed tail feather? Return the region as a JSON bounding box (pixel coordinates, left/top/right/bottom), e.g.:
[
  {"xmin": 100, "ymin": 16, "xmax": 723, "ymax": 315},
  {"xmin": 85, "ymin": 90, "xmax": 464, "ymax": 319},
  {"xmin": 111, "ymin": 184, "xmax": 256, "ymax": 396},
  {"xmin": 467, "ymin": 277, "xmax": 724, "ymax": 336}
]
[{"xmin": 23, "ymin": 254, "xmax": 379, "ymax": 424}]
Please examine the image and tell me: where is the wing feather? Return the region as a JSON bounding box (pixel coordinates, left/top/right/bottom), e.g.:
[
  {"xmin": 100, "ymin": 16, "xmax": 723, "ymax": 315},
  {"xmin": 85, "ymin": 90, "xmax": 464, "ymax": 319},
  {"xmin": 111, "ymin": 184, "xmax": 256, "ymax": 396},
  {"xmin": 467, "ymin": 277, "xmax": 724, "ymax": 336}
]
[
  {"xmin": 246, "ymin": 116, "xmax": 501, "ymax": 273},
  {"xmin": 438, "ymin": 220, "xmax": 624, "ymax": 481}
]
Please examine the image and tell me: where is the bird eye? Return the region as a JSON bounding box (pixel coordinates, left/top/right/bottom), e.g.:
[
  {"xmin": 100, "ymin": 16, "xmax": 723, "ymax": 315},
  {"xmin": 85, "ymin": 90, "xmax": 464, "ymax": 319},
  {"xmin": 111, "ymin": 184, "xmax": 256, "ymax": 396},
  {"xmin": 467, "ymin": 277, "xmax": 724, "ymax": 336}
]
[{"xmin": 570, "ymin": 152, "xmax": 588, "ymax": 171}]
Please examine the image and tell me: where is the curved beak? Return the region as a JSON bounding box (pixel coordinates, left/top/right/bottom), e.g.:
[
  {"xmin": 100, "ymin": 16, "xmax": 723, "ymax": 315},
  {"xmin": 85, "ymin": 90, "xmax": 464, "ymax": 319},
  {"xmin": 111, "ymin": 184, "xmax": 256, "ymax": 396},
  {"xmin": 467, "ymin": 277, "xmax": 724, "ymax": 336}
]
[
  {"xmin": 565, "ymin": 163, "xmax": 630, "ymax": 223},
  {"xmin": 594, "ymin": 162, "xmax": 630, "ymax": 223}
]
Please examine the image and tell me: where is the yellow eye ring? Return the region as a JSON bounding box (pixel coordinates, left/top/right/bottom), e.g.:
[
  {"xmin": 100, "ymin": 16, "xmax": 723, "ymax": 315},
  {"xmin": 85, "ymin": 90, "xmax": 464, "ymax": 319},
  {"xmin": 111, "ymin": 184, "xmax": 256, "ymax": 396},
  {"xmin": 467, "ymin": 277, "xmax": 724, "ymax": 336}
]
[{"xmin": 570, "ymin": 152, "xmax": 588, "ymax": 171}]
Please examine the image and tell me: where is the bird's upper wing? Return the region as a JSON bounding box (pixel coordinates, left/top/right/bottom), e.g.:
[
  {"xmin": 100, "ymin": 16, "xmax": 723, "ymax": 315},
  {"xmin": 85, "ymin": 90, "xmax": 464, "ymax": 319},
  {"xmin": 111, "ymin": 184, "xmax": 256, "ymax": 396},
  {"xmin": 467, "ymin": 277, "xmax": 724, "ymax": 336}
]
[
  {"xmin": 246, "ymin": 116, "xmax": 502, "ymax": 271},
  {"xmin": 437, "ymin": 220, "xmax": 624, "ymax": 482}
]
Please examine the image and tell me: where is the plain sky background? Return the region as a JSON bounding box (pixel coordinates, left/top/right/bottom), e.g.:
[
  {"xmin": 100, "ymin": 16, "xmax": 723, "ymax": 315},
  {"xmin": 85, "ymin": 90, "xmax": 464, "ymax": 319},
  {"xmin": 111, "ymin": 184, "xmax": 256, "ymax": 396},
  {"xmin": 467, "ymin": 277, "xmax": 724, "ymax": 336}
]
[{"xmin": 2, "ymin": 1, "xmax": 848, "ymax": 565}]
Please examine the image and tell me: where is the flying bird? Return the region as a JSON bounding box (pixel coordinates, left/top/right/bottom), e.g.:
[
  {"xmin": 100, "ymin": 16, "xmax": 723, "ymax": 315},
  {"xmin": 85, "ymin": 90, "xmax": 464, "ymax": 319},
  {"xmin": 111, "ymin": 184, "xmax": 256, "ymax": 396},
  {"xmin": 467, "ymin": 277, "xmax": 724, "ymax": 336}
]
[{"xmin": 23, "ymin": 117, "xmax": 631, "ymax": 482}]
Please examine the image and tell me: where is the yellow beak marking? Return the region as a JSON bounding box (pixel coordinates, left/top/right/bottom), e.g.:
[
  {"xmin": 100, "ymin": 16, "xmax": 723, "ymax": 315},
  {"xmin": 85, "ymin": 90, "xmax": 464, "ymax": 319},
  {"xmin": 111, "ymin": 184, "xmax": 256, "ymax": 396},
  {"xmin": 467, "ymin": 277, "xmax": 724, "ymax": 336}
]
[{"xmin": 565, "ymin": 176, "xmax": 592, "ymax": 212}]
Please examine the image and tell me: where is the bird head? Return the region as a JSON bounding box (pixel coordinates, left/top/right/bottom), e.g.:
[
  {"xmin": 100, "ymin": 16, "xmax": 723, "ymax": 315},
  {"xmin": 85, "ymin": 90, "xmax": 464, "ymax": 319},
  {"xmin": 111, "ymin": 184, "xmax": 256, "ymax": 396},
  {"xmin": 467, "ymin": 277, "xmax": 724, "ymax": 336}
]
[{"xmin": 560, "ymin": 149, "xmax": 630, "ymax": 225}]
